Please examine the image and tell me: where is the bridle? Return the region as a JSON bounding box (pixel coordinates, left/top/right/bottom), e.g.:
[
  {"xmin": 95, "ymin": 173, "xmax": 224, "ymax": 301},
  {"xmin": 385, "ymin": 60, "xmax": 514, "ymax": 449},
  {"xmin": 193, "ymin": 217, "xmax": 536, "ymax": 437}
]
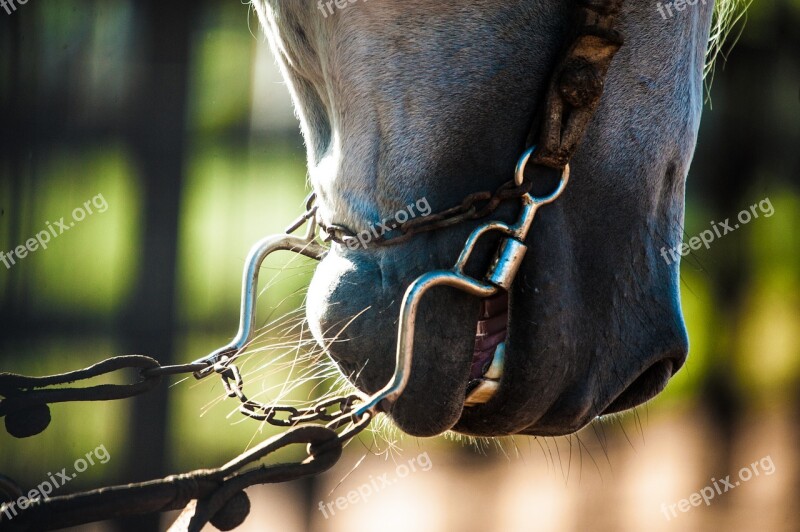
[{"xmin": 192, "ymin": 0, "xmax": 625, "ymax": 429}]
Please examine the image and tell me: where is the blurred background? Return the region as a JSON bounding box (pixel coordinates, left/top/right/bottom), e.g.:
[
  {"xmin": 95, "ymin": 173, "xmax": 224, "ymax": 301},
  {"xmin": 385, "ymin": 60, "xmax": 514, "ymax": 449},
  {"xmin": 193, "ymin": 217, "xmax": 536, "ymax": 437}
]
[{"xmin": 0, "ymin": 1, "xmax": 797, "ymax": 531}]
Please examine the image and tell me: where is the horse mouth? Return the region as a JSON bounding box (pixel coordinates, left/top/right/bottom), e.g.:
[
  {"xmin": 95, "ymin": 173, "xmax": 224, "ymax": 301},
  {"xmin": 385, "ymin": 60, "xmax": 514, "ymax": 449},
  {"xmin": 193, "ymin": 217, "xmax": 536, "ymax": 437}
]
[
  {"xmin": 464, "ymin": 291, "xmax": 508, "ymax": 406},
  {"xmin": 460, "ymin": 294, "xmax": 678, "ymax": 410}
]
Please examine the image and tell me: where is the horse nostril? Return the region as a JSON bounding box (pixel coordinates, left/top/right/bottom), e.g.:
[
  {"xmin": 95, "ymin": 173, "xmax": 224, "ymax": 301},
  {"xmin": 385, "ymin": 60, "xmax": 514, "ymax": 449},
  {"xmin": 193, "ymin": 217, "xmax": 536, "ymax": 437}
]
[{"xmin": 602, "ymin": 358, "xmax": 677, "ymax": 415}]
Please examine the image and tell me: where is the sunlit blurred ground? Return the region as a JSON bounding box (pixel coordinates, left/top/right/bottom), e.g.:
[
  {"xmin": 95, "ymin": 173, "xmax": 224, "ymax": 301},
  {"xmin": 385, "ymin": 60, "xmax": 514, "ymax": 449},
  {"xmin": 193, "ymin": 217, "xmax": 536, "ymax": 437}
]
[
  {"xmin": 170, "ymin": 403, "xmax": 794, "ymax": 531},
  {"xmin": 54, "ymin": 400, "xmax": 797, "ymax": 531}
]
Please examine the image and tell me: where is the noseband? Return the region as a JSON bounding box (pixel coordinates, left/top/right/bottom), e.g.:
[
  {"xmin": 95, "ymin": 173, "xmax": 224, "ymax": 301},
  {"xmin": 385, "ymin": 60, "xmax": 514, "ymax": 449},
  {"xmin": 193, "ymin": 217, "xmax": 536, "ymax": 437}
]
[{"xmin": 192, "ymin": 0, "xmax": 625, "ymax": 428}]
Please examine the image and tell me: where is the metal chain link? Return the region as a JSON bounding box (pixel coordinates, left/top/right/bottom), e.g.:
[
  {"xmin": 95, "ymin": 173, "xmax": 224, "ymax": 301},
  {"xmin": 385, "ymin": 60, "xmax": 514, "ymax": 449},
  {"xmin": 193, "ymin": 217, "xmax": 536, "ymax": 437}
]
[
  {"xmin": 214, "ymin": 356, "xmax": 363, "ymax": 427},
  {"xmin": 0, "ymin": 353, "xmax": 367, "ymax": 434},
  {"xmin": 316, "ymin": 178, "xmax": 533, "ymax": 247}
]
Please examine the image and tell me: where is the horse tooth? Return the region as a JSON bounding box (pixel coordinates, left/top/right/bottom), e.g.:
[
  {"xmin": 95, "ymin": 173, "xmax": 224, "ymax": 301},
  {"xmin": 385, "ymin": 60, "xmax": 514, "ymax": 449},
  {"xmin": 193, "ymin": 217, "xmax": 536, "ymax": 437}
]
[
  {"xmin": 483, "ymin": 342, "xmax": 505, "ymax": 380},
  {"xmin": 464, "ymin": 380, "xmax": 500, "ymax": 406},
  {"xmin": 465, "ymin": 379, "xmax": 483, "ymax": 395},
  {"xmin": 465, "ymin": 343, "xmax": 505, "ymax": 406}
]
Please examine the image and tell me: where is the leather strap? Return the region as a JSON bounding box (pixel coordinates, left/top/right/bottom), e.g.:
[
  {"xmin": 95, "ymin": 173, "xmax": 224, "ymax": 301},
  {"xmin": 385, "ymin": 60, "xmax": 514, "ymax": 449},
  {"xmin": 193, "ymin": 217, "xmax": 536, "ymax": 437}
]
[{"xmin": 531, "ymin": 0, "xmax": 624, "ymax": 168}]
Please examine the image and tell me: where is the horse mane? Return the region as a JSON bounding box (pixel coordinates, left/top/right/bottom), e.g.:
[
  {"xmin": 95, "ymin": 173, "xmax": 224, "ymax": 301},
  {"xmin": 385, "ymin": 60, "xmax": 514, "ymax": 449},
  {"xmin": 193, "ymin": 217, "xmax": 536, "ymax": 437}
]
[{"xmin": 707, "ymin": 0, "xmax": 751, "ymax": 78}]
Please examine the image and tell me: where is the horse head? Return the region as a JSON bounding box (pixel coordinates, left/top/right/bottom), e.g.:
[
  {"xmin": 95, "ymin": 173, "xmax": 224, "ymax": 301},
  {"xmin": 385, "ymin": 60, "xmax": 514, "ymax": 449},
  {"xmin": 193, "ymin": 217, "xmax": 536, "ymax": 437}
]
[{"xmin": 251, "ymin": 0, "xmax": 716, "ymax": 436}]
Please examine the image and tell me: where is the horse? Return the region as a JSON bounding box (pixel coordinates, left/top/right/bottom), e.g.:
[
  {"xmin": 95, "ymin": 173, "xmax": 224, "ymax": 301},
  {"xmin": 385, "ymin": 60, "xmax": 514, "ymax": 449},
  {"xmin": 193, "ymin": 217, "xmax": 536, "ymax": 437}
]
[{"xmin": 247, "ymin": 0, "xmax": 728, "ymax": 438}]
